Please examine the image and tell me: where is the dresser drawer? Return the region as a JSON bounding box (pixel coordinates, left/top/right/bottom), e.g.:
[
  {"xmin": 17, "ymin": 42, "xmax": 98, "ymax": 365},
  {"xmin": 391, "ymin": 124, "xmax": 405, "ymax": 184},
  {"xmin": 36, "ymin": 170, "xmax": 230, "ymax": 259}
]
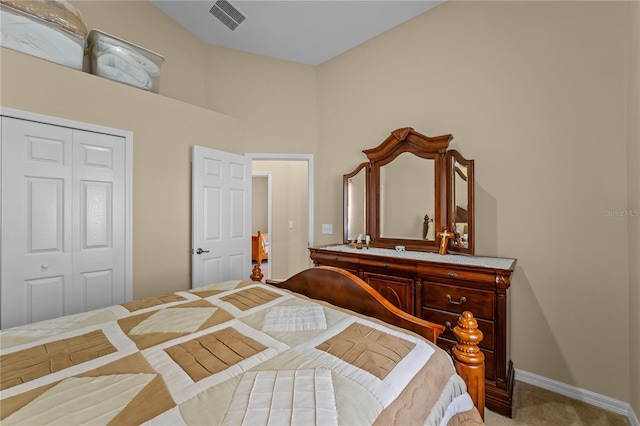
[
  {"xmin": 360, "ymin": 257, "xmax": 416, "ymax": 276},
  {"xmin": 312, "ymin": 251, "xmax": 360, "ymax": 268},
  {"xmin": 417, "ymin": 264, "xmax": 495, "ymax": 286},
  {"xmin": 423, "ymin": 282, "xmax": 494, "ymax": 319},
  {"xmin": 437, "ymin": 337, "xmax": 495, "ymax": 381},
  {"xmin": 422, "ymin": 307, "xmax": 494, "ymax": 350}
]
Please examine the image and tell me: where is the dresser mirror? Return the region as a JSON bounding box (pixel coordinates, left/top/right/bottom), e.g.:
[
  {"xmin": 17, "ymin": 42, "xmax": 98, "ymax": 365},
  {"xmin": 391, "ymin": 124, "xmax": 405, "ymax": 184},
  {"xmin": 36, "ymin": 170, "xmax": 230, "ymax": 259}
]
[
  {"xmin": 448, "ymin": 150, "xmax": 474, "ymax": 254},
  {"xmin": 380, "ymin": 152, "xmax": 435, "ymax": 240},
  {"xmin": 343, "ymin": 127, "xmax": 475, "ymax": 254},
  {"xmin": 343, "ymin": 162, "xmax": 368, "ymax": 243}
]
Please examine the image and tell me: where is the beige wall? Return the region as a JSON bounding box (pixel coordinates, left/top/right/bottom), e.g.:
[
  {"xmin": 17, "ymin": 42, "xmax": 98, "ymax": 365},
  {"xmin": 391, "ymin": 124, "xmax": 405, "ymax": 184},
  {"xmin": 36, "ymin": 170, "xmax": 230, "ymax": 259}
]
[
  {"xmin": 204, "ymin": 45, "xmax": 318, "ymax": 154},
  {"xmin": 628, "ymin": 1, "xmax": 640, "ymax": 417},
  {"xmin": 317, "ymin": 1, "xmax": 632, "ymax": 403},
  {"xmin": 1, "ymin": 0, "xmax": 638, "ymax": 411}
]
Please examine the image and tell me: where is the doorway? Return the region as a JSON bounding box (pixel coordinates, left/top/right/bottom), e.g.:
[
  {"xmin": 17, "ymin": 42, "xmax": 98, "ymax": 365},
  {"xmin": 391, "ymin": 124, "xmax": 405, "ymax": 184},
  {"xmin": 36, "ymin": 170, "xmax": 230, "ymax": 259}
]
[
  {"xmin": 251, "ymin": 173, "xmax": 271, "ymax": 279},
  {"xmin": 247, "ymin": 154, "xmax": 314, "ymax": 280}
]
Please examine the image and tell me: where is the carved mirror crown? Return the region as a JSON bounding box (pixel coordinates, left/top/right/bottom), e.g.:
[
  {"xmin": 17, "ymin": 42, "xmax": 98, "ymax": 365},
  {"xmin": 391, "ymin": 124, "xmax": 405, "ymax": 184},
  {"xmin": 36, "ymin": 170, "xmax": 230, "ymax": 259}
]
[{"xmin": 343, "ymin": 127, "xmax": 474, "ymax": 254}]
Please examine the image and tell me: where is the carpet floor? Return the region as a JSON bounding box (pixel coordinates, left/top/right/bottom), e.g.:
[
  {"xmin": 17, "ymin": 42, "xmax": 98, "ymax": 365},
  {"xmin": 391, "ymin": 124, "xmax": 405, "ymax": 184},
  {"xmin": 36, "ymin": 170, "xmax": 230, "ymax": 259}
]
[{"xmin": 485, "ymin": 382, "xmax": 629, "ymax": 425}]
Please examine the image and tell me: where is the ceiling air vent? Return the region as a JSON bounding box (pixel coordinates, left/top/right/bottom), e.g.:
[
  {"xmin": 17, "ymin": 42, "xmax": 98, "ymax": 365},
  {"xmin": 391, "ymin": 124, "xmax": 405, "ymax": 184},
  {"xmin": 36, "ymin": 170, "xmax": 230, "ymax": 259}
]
[{"xmin": 209, "ymin": 0, "xmax": 246, "ymax": 31}]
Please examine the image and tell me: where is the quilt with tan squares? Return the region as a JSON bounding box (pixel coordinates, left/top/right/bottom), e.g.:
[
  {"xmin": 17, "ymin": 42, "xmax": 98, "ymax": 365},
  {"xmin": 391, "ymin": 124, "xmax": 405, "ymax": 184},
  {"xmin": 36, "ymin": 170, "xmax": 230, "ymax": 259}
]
[{"xmin": 0, "ymin": 281, "xmax": 482, "ymax": 425}]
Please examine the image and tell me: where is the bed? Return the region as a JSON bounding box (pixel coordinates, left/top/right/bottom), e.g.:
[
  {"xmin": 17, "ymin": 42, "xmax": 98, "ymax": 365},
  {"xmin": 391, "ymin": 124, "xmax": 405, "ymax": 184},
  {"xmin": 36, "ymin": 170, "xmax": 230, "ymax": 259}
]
[
  {"xmin": 252, "ymin": 230, "xmax": 269, "ymax": 264},
  {"xmin": 0, "ymin": 266, "xmax": 484, "ymax": 425}
]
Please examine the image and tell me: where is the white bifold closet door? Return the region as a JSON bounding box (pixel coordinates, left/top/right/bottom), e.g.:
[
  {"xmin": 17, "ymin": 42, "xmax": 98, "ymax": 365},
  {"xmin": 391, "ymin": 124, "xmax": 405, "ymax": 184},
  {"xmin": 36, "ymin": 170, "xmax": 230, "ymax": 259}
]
[{"xmin": 1, "ymin": 117, "xmax": 126, "ymax": 329}]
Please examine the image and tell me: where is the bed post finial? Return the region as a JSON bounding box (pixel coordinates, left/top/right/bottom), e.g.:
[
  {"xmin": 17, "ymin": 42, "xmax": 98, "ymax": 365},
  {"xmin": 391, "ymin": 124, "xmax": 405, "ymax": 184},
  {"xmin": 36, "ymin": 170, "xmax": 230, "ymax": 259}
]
[
  {"xmin": 250, "ymin": 263, "xmax": 263, "ymax": 282},
  {"xmin": 452, "ymin": 311, "xmax": 485, "ymax": 419}
]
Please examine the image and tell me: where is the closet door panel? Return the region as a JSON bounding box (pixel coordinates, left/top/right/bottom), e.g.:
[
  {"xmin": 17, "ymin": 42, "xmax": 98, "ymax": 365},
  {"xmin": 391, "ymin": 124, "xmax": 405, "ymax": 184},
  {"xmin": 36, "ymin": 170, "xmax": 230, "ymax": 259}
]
[
  {"xmin": 26, "ymin": 276, "xmax": 66, "ymax": 323},
  {"xmin": 71, "ymin": 130, "xmax": 126, "ymax": 314},
  {"xmin": 81, "ymin": 180, "xmax": 112, "ymax": 248},
  {"xmin": 1, "ymin": 117, "xmax": 73, "ymax": 329},
  {"xmin": 82, "ymin": 270, "xmax": 114, "ymax": 312},
  {"xmin": 27, "ymin": 177, "xmax": 65, "ymax": 252}
]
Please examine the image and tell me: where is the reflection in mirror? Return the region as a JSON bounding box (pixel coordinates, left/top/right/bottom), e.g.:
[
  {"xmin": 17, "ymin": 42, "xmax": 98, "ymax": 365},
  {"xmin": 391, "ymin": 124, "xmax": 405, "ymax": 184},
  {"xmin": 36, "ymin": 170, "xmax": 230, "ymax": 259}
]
[
  {"xmin": 347, "ymin": 168, "xmax": 366, "ymax": 241},
  {"xmin": 380, "ymin": 152, "xmax": 435, "ymax": 240},
  {"xmin": 453, "ymin": 161, "xmax": 469, "ymax": 248}
]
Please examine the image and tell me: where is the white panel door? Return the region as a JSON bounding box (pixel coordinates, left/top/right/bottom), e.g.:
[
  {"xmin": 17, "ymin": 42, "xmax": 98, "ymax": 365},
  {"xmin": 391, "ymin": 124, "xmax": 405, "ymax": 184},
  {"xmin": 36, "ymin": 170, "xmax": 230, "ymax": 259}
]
[
  {"xmin": 72, "ymin": 130, "xmax": 126, "ymax": 312},
  {"xmin": 192, "ymin": 146, "xmax": 251, "ymax": 288},
  {"xmin": 1, "ymin": 117, "xmax": 126, "ymax": 328},
  {"xmin": 1, "ymin": 118, "xmax": 73, "ymax": 327}
]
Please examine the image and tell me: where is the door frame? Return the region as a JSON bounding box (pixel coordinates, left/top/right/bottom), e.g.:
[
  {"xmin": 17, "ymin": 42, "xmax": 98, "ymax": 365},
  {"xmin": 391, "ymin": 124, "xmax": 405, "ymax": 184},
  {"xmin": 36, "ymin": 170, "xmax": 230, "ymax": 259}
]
[
  {"xmin": 245, "ymin": 153, "xmax": 314, "ymax": 251},
  {"xmin": 0, "ymin": 107, "xmax": 134, "ymax": 302}
]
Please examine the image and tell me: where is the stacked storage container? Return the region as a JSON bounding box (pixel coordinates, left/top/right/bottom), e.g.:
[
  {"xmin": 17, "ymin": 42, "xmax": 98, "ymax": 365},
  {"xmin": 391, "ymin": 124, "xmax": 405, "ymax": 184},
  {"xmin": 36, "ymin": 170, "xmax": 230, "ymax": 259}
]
[
  {"xmin": 88, "ymin": 30, "xmax": 164, "ymax": 93},
  {"xmin": 0, "ymin": 0, "xmax": 87, "ymax": 71}
]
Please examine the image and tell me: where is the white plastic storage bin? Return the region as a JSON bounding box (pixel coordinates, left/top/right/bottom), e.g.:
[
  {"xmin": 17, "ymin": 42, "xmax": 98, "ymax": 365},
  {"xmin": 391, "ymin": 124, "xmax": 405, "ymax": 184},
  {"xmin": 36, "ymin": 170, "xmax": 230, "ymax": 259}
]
[
  {"xmin": 88, "ymin": 30, "xmax": 164, "ymax": 93},
  {"xmin": 0, "ymin": 3, "xmax": 86, "ymax": 70}
]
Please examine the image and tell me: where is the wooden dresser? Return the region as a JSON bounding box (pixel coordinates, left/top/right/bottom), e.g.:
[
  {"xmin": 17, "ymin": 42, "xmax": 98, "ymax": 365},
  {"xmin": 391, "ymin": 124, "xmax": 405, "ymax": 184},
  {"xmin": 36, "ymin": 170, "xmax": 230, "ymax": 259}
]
[{"xmin": 309, "ymin": 245, "xmax": 517, "ymax": 417}]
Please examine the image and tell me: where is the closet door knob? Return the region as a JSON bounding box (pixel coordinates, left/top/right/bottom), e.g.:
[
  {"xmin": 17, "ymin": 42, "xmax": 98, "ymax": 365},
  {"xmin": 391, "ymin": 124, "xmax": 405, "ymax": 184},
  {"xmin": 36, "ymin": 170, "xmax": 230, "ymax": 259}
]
[{"xmin": 195, "ymin": 248, "xmax": 210, "ymax": 255}]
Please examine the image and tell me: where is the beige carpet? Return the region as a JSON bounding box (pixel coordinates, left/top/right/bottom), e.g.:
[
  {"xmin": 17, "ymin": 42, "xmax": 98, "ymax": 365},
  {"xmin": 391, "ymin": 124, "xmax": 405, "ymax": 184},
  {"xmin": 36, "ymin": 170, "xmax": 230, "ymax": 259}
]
[{"xmin": 485, "ymin": 381, "xmax": 629, "ymax": 426}]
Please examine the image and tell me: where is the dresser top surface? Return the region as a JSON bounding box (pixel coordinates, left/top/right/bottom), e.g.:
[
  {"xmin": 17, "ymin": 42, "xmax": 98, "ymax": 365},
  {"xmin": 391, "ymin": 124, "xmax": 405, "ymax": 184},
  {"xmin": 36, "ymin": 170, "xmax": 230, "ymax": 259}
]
[{"xmin": 313, "ymin": 245, "xmax": 516, "ymax": 271}]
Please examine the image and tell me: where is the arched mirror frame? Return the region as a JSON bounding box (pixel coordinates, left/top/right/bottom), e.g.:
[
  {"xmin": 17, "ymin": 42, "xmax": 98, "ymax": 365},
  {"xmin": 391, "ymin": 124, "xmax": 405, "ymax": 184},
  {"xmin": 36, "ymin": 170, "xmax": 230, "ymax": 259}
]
[{"xmin": 343, "ymin": 127, "xmax": 475, "ymax": 254}]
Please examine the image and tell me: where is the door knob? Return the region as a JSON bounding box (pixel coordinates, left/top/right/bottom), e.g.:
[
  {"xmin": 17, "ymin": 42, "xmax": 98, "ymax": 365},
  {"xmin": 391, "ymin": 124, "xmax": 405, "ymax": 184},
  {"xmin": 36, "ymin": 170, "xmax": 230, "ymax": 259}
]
[{"xmin": 195, "ymin": 248, "xmax": 210, "ymax": 255}]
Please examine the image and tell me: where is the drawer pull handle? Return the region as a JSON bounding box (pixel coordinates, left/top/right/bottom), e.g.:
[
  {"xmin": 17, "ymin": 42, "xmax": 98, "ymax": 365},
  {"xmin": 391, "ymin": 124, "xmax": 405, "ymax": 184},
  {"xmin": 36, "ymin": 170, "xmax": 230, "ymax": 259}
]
[
  {"xmin": 382, "ymin": 263, "xmax": 389, "ymax": 268},
  {"xmin": 446, "ymin": 294, "xmax": 467, "ymax": 305},
  {"xmin": 334, "ymin": 257, "xmax": 339, "ymax": 261},
  {"xmin": 448, "ymin": 272, "xmax": 457, "ymax": 278},
  {"xmin": 445, "ymin": 321, "xmax": 454, "ymax": 331}
]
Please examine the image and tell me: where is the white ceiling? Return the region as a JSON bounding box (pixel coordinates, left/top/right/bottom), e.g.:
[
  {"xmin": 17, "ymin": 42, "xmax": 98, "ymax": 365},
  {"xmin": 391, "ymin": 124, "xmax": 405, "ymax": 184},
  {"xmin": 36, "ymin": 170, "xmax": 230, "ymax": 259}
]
[{"xmin": 150, "ymin": 1, "xmax": 444, "ymax": 66}]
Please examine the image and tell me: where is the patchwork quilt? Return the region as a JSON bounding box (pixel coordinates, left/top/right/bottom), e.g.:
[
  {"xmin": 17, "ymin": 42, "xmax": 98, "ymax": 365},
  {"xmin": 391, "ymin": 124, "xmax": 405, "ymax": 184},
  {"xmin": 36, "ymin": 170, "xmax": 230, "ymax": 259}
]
[{"xmin": 0, "ymin": 281, "xmax": 483, "ymax": 425}]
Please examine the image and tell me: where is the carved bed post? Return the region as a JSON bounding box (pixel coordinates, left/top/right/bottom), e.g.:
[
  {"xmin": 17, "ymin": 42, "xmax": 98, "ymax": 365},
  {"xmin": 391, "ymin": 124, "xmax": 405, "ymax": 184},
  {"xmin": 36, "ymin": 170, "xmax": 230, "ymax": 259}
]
[
  {"xmin": 250, "ymin": 263, "xmax": 263, "ymax": 281},
  {"xmin": 452, "ymin": 311, "xmax": 485, "ymax": 419}
]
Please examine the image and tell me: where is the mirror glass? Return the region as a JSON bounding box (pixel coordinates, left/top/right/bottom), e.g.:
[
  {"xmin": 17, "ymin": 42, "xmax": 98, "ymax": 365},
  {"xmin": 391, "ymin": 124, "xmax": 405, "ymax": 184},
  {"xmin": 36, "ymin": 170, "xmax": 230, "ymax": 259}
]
[
  {"xmin": 452, "ymin": 160, "xmax": 469, "ymax": 248},
  {"xmin": 345, "ymin": 165, "xmax": 366, "ymax": 242},
  {"xmin": 380, "ymin": 152, "xmax": 435, "ymax": 240}
]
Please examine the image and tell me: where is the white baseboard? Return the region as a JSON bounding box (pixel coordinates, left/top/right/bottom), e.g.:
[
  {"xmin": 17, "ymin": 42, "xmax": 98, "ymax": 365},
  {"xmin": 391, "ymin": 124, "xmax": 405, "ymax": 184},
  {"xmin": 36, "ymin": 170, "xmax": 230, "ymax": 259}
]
[{"xmin": 515, "ymin": 369, "xmax": 639, "ymax": 426}]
